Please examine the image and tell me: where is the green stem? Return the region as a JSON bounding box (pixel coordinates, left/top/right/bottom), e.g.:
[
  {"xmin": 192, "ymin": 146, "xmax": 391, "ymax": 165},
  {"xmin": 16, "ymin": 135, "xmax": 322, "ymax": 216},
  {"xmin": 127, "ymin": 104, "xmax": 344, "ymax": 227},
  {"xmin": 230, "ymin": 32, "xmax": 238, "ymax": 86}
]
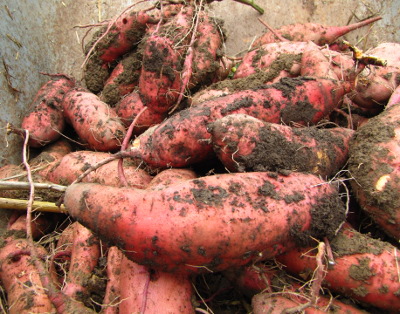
[{"xmin": 233, "ymin": 0, "xmax": 264, "ymax": 14}]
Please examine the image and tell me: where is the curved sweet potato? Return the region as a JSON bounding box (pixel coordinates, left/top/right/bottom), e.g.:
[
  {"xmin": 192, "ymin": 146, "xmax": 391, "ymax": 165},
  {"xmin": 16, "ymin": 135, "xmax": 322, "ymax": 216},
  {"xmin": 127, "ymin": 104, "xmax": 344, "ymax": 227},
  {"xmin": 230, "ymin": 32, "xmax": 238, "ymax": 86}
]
[
  {"xmin": 210, "ymin": 114, "xmax": 354, "ymax": 177},
  {"xmin": 63, "ymin": 171, "xmax": 345, "ymax": 274},
  {"xmin": 21, "ymin": 75, "xmax": 75, "ymax": 147},
  {"xmin": 62, "ymin": 88, "xmax": 126, "ymax": 152},
  {"xmin": 47, "ymin": 150, "xmax": 152, "ymax": 188},
  {"xmin": 348, "ymin": 102, "xmax": 400, "ymax": 239}
]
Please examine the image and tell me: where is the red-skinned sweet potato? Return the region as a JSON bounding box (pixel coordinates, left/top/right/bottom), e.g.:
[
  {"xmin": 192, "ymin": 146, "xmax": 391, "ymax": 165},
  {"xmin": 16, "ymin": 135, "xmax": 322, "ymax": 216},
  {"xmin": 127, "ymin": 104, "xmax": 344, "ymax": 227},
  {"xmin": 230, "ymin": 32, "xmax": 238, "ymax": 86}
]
[
  {"xmin": 21, "ymin": 75, "xmax": 75, "ymax": 147},
  {"xmin": 118, "ymin": 255, "xmax": 194, "ymax": 313},
  {"xmin": 128, "ymin": 76, "xmax": 352, "ymax": 168},
  {"xmin": 63, "ymin": 171, "xmax": 345, "ymax": 274},
  {"xmin": 83, "ymin": 9, "xmax": 157, "ymax": 93},
  {"xmin": 350, "ymin": 42, "xmax": 400, "ymax": 109},
  {"xmin": 348, "ymin": 102, "xmax": 400, "ymax": 239},
  {"xmin": 210, "ymin": 114, "xmax": 354, "ymax": 177},
  {"xmin": 276, "ymin": 224, "xmax": 400, "ymax": 311},
  {"xmin": 62, "ymin": 88, "xmax": 126, "ymax": 152},
  {"xmin": 99, "ymin": 50, "xmax": 142, "ymax": 106},
  {"xmin": 115, "ymin": 90, "xmax": 166, "ymax": 133},
  {"xmin": 252, "ymin": 17, "xmax": 381, "ymax": 48},
  {"xmin": 47, "ymin": 150, "xmax": 152, "ymax": 188}
]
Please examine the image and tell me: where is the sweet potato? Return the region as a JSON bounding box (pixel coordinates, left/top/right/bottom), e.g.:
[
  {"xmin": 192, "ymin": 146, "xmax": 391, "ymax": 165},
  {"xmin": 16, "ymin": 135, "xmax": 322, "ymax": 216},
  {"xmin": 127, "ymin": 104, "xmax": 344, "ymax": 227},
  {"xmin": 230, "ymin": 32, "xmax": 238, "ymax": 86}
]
[
  {"xmin": 234, "ymin": 41, "xmax": 307, "ymax": 80},
  {"xmin": 188, "ymin": 12, "xmax": 223, "ymax": 89},
  {"xmin": 138, "ymin": 6, "xmax": 194, "ymax": 114},
  {"xmin": 99, "ymin": 50, "xmax": 142, "ymax": 106},
  {"xmin": 0, "ymin": 239, "xmax": 55, "ymax": 314},
  {"xmin": 60, "ymin": 222, "xmax": 101, "ymax": 302},
  {"xmin": 83, "ymin": 9, "xmax": 157, "ymax": 93},
  {"xmin": 115, "ymin": 90, "xmax": 166, "ymax": 133},
  {"xmin": 21, "ymin": 75, "xmax": 75, "ymax": 147},
  {"xmin": 387, "ymin": 84, "xmax": 400, "ymax": 108},
  {"xmin": 118, "ymin": 255, "xmax": 194, "ymax": 313},
  {"xmin": 348, "ymin": 102, "xmax": 400, "ymax": 239},
  {"xmin": 62, "ymin": 88, "xmax": 126, "ymax": 152},
  {"xmin": 276, "ymin": 224, "xmax": 400, "ymax": 311},
  {"xmin": 252, "ymin": 17, "xmax": 382, "ymax": 48},
  {"xmin": 29, "ymin": 139, "xmax": 72, "ymax": 178},
  {"xmin": 128, "ymin": 77, "xmax": 352, "ymax": 168},
  {"xmin": 101, "ymin": 246, "xmax": 123, "ymax": 314},
  {"xmin": 350, "ymin": 42, "xmax": 400, "ymax": 109},
  {"xmin": 47, "ymin": 150, "xmax": 152, "ymax": 188},
  {"xmin": 210, "ymin": 114, "xmax": 354, "ymax": 177},
  {"xmin": 63, "ymin": 171, "xmax": 345, "ymax": 274},
  {"xmin": 147, "ymin": 168, "xmax": 198, "ymax": 191}
]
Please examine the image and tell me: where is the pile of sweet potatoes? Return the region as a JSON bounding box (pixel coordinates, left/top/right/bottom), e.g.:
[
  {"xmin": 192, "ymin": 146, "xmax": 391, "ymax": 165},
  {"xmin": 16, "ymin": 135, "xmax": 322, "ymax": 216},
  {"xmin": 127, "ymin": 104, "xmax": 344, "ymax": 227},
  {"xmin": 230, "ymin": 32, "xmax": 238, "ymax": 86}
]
[{"xmin": 2, "ymin": 0, "xmax": 400, "ymax": 313}]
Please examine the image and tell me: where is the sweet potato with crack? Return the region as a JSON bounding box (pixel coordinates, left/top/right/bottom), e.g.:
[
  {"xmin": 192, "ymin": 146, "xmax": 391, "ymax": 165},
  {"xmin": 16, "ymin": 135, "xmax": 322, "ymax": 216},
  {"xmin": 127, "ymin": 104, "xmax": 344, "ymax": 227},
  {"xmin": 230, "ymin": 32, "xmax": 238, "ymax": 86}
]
[
  {"xmin": 128, "ymin": 77, "xmax": 352, "ymax": 168},
  {"xmin": 210, "ymin": 114, "xmax": 354, "ymax": 177},
  {"xmin": 348, "ymin": 102, "xmax": 400, "ymax": 239},
  {"xmin": 63, "ymin": 171, "xmax": 345, "ymax": 274},
  {"xmin": 276, "ymin": 224, "xmax": 400, "ymax": 311},
  {"xmin": 21, "ymin": 75, "xmax": 75, "ymax": 147},
  {"xmin": 62, "ymin": 88, "xmax": 126, "ymax": 152},
  {"xmin": 47, "ymin": 150, "xmax": 152, "ymax": 188}
]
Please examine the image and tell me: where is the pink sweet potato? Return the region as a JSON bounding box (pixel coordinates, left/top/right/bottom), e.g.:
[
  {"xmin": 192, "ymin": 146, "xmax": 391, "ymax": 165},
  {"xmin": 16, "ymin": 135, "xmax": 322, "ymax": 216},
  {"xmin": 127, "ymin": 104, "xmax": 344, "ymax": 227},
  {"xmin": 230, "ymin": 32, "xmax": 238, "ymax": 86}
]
[
  {"xmin": 350, "ymin": 42, "xmax": 400, "ymax": 109},
  {"xmin": 234, "ymin": 42, "xmax": 307, "ymax": 80},
  {"xmin": 252, "ymin": 16, "xmax": 382, "ymax": 48},
  {"xmin": 115, "ymin": 90, "xmax": 166, "ymax": 133},
  {"xmin": 386, "ymin": 84, "xmax": 400, "ymax": 108},
  {"xmin": 83, "ymin": 9, "xmax": 157, "ymax": 93},
  {"xmin": 99, "ymin": 50, "xmax": 142, "ymax": 106},
  {"xmin": 118, "ymin": 255, "xmax": 194, "ymax": 313},
  {"xmin": 0, "ymin": 239, "xmax": 55, "ymax": 314},
  {"xmin": 276, "ymin": 224, "xmax": 400, "ymax": 311},
  {"xmin": 61, "ymin": 222, "xmax": 101, "ymax": 302},
  {"xmin": 47, "ymin": 150, "xmax": 152, "ymax": 188},
  {"xmin": 128, "ymin": 77, "xmax": 352, "ymax": 168},
  {"xmin": 62, "ymin": 88, "xmax": 126, "ymax": 152},
  {"xmin": 146, "ymin": 168, "xmax": 198, "ymax": 191},
  {"xmin": 210, "ymin": 114, "xmax": 354, "ymax": 177},
  {"xmin": 348, "ymin": 102, "xmax": 400, "ymax": 239},
  {"xmin": 138, "ymin": 6, "xmax": 194, "ymax": 114},
  {"xmin": 21, "ymin": 75, "xmax": 75, "ymax": 147},
  {"xmin": 63, "ymin": 171, "xmax": 345, "ymax": 274}
]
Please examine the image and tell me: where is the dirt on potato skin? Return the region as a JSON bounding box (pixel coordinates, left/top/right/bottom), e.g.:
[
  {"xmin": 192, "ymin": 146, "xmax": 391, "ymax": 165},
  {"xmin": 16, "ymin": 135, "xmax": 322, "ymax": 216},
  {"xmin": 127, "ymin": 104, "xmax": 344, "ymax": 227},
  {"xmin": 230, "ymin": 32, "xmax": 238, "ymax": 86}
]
[{"xmin": 347, "ymin": 103, "xmax": 400, "ymax": 237}]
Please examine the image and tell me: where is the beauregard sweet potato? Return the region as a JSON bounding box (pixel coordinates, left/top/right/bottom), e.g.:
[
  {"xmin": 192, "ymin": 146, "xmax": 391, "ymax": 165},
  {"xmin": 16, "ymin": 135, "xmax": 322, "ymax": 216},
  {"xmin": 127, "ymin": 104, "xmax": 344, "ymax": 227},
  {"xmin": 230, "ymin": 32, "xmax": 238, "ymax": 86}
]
[
  {"xmin": 47, "ymin": 150, "xmax": 152, "ymax": 188},
  {"xmin": 210, "ymin": 114, "xmax": 354, "ymax": 177},
  {"xmin": 21, "ymin": 75, "xmax": 75, "ymax": 147},
  {"xmin": 348, "ymin": 102, "xmax": 400, "ymax": 239},
  {"xmin": 62, "ymin": 88, "xmax": 126, "ymax": 152},
  {"xmin": 252, "ymin": 16, "xmax": 382, "ymax": 48},
  {"xmin": 127, "ymin": 76, "xmax": 352, "ymax": 168},
  {"xmin": 63, "ymin": 171, "xmax": 345, "ymax": 274},
  {"xmin": 276, "ymin": 223, "xmax": 400, "ymax": 311}
]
